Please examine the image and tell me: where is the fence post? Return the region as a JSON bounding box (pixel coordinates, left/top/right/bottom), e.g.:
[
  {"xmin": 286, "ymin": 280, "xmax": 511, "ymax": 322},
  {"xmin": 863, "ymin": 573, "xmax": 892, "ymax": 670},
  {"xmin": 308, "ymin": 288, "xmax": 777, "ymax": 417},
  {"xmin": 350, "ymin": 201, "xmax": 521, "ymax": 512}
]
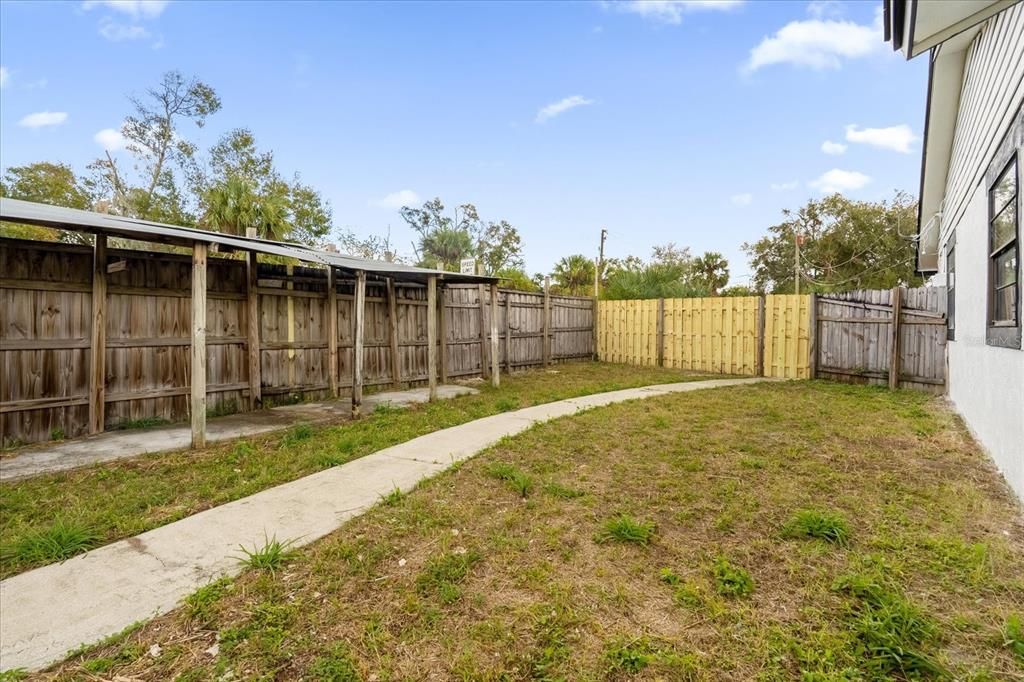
[
  {"xmin": 808, "ymin": 293, "xmax": 818, "ymax": 380},
  {"xmin": 489, "ymin": 283, "xmax": 500, "ymax": 387},
  {"xmin": 191, "ymin": 241, "xmax": 208, "ymax": 448},
  {"xmin": 756, "ymin": 296, "xmax": 766, "ymax": 377},
  {"xmin": 592, "ymin": 297, "xmax": 599, "ymax": 361},
  {"xmin": 439, "ymin": 284, "xmax": 448, "ymax": 384},
  {"xmin": 387, "ymin": 278, "xmax": 401, "ymax": 389},
  {"xmin": 504, "ymin": 291, "xmax": 512, "ymax": 373},
  {"xmin": 352, "ymin": 270, "xmax": 366, "ymax": 416},
  {"xmin": 427, "ymin": 275, "xmax": 438, "ymax": 400},
  {"xmin": 245, "ymin": 243, "xmax": 262, "ymax": 410},
  {"xmin": 889, "ymin": 285, "xmax": 903, "ymax": 389},
  {"xmin": 543, "ymin": 277, "xmax": 551, "ymax": 367},
  {"xmin": 479, "ymin": 283, "xmax": 489, "ymax": 379},
  {"xmin": 89, "ymin": 234, "xmax": 107, "ymax": 434},
  {"xmin": 656, "ymin": 298, "xmax": 665, "ymax": 368},
  {"xmin": 327, "ymin": 267, "xmax": 338, "ymax": 399}
]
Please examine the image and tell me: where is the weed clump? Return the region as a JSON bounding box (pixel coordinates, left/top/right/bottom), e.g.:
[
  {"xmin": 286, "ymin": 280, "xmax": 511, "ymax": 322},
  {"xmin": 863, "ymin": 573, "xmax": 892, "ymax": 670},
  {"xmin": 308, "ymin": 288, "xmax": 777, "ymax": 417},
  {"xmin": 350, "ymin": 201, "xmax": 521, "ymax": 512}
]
[
  {"xmin": 782, "ymin": 509, "xmax": 851, "ymax": 546},
  {"xmin": 833, "ymin": 572, "xmax": 946, "ymax": 678},
  {"xmin": 596, "ymin": 515, "xmax": 656, "ymax": 545},
  {"xmin": 2, "ymin": 518, "xmax": 98, "ymax": 566},
  {"xmin": 237, "ymin": 534, "xmax": 297, "ymax": 573},
  {"xmin": 486, "ymin": 461, "xmax": 534, "ymax": 497},
  {"xmin": 185, "ymin": 577, "xmax": 232, "ymax": 625},
  {"xmin": 1005, "ymin": 614, "xmax": 1024, "ymax": 662},
  {"xmin": 282, "ymin": 423, "xmax": 315, "ymax": 447},
  {"xmin": 712, "ymin": 557, "xmax": 753, "ymax": 597},
  {"xmin": 543, "ymin": 480, "xmax": 585, "ymax": 499},
  {"xmin": 309, "ymin": 643, "xmax": 361, "ymax": 681}
]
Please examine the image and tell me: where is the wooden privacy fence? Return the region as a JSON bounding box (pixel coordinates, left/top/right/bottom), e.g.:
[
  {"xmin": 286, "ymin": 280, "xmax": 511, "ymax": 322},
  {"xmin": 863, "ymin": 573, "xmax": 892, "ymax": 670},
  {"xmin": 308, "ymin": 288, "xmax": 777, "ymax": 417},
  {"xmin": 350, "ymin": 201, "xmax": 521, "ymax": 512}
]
[
  {"xmin": 813, "ymin": 287, "xmax": 947, "ymax": 393},
  {"xmin": 0, "ymin": 239, "xmax": 594, "ymax": 446},
  {"xmin": 598, "ymin": 295, "xmax": 811, "ymax": 379},
  {"xmin": 598, "ymin": 288, "xmax": 946, "ymax": 391}
]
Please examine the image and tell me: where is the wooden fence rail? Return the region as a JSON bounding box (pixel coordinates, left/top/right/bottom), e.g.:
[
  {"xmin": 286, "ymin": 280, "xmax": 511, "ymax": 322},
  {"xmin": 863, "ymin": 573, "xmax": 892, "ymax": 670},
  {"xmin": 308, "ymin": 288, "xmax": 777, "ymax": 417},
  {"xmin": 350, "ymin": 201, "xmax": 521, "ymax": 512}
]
[{"xmin": 0, "ymin": 239, "xmax": 594, "ymax": 446}]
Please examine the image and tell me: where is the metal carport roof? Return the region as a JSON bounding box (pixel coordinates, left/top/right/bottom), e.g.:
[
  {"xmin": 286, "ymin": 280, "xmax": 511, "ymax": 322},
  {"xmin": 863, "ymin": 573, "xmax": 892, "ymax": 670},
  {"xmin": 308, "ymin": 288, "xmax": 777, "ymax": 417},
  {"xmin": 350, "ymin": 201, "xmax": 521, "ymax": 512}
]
[{"xmin": 0, "ymin": 197, "xmax": 497, "ymax": 284}]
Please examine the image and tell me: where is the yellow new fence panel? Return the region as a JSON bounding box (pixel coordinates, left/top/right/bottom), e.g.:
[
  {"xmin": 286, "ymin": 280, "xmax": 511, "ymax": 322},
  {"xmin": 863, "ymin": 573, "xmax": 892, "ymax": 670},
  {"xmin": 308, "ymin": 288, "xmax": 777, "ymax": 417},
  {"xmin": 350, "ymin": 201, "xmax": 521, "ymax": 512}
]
[
  {"xmin": 599, "ymin": 294, "xmax": 809, "ymax": 378},
  {"xmin": 763, "ymin": 294, "xmax": 811, "ymax": 378}
]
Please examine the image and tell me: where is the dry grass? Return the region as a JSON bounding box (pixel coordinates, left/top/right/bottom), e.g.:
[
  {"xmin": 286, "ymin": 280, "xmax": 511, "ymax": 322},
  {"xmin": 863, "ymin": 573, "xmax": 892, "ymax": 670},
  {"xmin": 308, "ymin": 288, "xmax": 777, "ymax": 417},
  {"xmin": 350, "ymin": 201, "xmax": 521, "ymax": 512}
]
[
  {"xmin": 33, "ymin": 381, "xmax": 1024, "ymax": 681},
  {"xmin": 0, "ymin": 362, "xmax": 709, "ymax": 579}
]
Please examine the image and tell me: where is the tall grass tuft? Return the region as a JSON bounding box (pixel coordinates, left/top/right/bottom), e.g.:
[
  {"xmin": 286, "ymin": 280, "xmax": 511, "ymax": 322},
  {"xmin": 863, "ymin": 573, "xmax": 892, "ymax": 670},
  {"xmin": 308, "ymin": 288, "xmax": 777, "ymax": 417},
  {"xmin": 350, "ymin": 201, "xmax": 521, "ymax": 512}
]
[
  {"xmin": 2, "ymin": 518, "xmax": 99, "ymax": 566},
  {"xmin": 596, "ymin": 514, "xmax": 656, "ymax": 545},
  {"xmin": 782, "ymin": 509, "xmax": 851, "ymax": 546},
  {"xmin": 237, "ymin": 534, "xmax": 297, "ymax": 573}
]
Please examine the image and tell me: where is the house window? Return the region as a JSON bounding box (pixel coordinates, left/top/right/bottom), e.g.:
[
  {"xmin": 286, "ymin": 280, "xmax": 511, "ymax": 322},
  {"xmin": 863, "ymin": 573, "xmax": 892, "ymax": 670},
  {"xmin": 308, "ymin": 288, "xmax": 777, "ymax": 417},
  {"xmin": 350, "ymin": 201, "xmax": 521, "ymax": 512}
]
[
  {"xmin": 988, "ymin": 155, "xmax": 1020, "ymax": 347},
  {"xmin": 946, "ymin": 237, "xmax": 955, "ymax": 340}
]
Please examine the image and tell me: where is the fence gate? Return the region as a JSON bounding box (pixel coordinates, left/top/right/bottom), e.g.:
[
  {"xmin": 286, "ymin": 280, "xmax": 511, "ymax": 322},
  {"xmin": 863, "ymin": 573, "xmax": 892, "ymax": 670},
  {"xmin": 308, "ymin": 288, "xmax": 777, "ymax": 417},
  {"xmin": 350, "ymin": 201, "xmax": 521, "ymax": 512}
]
[{"xmin": 813, "ymin": 286, "xmax": 947, "ymax": 393}]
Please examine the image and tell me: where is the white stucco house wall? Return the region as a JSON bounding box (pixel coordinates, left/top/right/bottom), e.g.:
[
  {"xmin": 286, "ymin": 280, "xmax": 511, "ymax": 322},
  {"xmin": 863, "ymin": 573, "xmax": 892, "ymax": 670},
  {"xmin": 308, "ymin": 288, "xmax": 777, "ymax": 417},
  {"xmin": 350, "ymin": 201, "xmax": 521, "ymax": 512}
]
[{"xmin": 885, "ymin": 0, "xmax": 1023, "ymax": 498}]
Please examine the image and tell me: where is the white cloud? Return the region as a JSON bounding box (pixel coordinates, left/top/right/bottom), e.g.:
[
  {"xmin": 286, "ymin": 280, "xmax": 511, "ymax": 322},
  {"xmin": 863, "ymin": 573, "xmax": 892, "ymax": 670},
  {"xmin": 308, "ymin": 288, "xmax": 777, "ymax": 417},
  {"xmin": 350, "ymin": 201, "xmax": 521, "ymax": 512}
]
[
  {"xmin": 535, "ymin": 95, "xmax": 594, "ymax": 123},
  {"xmin": 18, "ymin": 111, "xmax": 69, "ymax": 128},
  {"xmin": 771, "ymin": 180, "xmax": 799, "ymax": 191},
  {"xmin": 82, "ymin": 0, "xmax": 169, "ymax": 19},
  {"xmin": 809, "ymin": 168, "xmax": 871, "ymax": 194},
  {"xmin": 743, "ymin": 15, "xmax": 879, "ymax": 72},
  {"xmin": 0, "ymin": 66, "xmax": 9, "ymax": 89},
  {"xmin": 98, "ymin": 19, "xmax": 150, "ymax": 41},
  {"xmin": 614, "ymin": 0, "xmax": 744, "ymax": 25},
  {"xmin": 844, "ymin": 123, "xmax": 917, "ymax": 153},
  {"xmin": 821, "ymin": 140, "xmax": 847, "ymax": 155},
  {"xmin": 730, "ymin": 192, "xmax": 753, "ymax": 206},
  {"xmin": 806, "ymin": 0, "xmax": 843, "ymax": 19},
  {"xmin": 373, "ymin": 189, "xmax": 420, "ymax": 209},
  {"xmin": 94, "ymin": 127, "xmax": 127, "ymax": 151}
]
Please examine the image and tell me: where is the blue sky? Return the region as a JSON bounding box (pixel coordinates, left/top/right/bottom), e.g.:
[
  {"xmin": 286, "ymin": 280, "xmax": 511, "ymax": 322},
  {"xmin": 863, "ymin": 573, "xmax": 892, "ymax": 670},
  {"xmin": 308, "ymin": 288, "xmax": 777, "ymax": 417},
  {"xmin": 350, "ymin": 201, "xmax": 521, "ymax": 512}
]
[{"xmin": 0, "ymin": 0, "xmax": 927, "ymax": 283}]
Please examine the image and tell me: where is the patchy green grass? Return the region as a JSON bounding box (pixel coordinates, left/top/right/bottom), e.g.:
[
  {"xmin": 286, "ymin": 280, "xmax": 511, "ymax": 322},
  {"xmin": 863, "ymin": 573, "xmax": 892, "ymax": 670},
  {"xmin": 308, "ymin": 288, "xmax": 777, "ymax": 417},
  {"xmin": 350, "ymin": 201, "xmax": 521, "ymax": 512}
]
[
  {"xmin": 486, "ymin": 461, "xmax": 534, "ymax": 498},
  {"xmin": 596, "ymin": 514, "xmax": 657, "ymax": 545},
  {"xmin": 33, "ymin": 381, "xmax": 1024, "ymax": 680},
  {"xmin": 1, "ymin": 363, "xmax": 708, "ymax": 578},
  {"xmin": 782, "ymin": 508, "xmax": 851, "ymax": 546}
]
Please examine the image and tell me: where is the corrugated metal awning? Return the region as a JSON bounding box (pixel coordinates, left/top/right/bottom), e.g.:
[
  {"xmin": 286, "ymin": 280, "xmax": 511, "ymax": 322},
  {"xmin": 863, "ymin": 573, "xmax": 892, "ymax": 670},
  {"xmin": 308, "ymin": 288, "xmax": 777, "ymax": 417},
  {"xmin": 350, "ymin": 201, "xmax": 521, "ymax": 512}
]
[{"xmin": 0, "ymin": 198, "xmax": 497, "ymax": 284}]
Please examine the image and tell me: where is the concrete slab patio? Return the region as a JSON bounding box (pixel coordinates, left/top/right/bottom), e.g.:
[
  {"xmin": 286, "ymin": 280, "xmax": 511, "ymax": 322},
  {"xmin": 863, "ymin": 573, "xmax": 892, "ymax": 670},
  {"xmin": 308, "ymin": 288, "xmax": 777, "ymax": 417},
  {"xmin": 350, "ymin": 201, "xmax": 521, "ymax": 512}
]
[
  {"xmin": 0, "ymin": 377, "xmax": 770, "ymax": 672},
  {"xmin": 0, "ymin": 385, "xmax": 477, "ymax": 482}
]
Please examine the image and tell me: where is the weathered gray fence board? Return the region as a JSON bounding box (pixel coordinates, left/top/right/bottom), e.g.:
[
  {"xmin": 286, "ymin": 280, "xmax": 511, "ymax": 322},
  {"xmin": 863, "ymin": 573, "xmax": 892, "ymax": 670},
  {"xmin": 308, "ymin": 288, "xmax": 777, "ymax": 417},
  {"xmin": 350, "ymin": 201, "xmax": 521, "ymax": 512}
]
[{"xmin": 815, "ymin": 287, "xmax": 946, "ymax": 393}]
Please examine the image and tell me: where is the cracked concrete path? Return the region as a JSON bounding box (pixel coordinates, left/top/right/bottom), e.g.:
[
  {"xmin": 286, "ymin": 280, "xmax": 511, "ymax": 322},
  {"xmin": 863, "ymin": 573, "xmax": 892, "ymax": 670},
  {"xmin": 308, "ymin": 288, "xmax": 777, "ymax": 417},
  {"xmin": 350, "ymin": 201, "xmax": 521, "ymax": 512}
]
[
  {"xmin": 0, "ymin": 385, "xmax": 477, "ymax": 483},
  {"xmin": 0, "ymin": 377, "xmax": 769, "ymax": 672}
]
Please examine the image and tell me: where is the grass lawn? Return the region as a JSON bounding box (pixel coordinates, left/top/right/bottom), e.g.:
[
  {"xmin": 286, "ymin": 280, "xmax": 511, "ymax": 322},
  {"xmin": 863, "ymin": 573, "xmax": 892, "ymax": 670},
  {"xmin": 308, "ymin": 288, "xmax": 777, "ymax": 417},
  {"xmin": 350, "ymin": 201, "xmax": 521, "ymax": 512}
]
[
  {"xmin": 0, "ymin": 363, "xmax": 712, "ymax": 579},
  {"xmin": 39, "ymin": 381, "xmax": 1024, "ymax": 680}
]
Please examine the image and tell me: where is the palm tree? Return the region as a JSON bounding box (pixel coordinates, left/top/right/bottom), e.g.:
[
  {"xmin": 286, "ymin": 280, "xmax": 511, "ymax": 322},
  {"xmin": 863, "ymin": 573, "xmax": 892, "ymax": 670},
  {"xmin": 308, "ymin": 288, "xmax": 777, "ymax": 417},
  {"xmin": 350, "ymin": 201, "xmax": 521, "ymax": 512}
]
[
  {"xmin": 420, "ymin": 226, "xmax": 474, "ymax": 270},
  {"xmin": 202, "ymin": 175, "xmax": 289, "ymax": 240},
  {"xmin": 692, "ymin": 251, "xmax": 730, "ymax": 296},
  {"xmin": 551, "ymin": 254, "xmax": 596, "ymax": 297}
]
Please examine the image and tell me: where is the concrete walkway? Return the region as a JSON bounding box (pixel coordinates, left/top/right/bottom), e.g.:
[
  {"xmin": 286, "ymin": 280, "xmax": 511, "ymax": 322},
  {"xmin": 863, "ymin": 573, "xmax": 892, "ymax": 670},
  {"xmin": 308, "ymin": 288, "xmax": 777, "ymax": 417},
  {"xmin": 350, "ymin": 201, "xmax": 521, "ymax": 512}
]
[
  {"xmin": 0, "ymin": 377, "xmax": 768, "ymax": 672},
  {"xmin": 0, "ymin": 385, "xmax": 477, "ymax": 482}
]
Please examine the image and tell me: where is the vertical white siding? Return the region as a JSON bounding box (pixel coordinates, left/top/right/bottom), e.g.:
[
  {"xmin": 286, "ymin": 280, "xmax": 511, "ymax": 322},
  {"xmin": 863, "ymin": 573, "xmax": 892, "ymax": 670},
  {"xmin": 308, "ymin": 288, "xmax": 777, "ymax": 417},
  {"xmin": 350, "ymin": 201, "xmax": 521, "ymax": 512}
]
[
  {"xmin": 940, "ymin": 3, "xmax": 1024, "ymax": 243},
  {"xmin": 937, "ymin": 4, "xmax": 1024, "ymax": 500}
]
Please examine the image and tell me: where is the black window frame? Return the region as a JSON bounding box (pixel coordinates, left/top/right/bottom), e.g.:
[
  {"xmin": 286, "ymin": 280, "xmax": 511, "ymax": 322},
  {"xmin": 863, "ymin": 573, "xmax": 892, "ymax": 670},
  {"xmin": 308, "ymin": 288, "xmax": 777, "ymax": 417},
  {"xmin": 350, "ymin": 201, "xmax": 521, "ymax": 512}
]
[
  {"xmin": 985, "ymin": 105, "xmax": 1023, "ymax": 350},
  {"xmin": 945, "ymin": 233, "xmax": 955, "ymax": 341}
]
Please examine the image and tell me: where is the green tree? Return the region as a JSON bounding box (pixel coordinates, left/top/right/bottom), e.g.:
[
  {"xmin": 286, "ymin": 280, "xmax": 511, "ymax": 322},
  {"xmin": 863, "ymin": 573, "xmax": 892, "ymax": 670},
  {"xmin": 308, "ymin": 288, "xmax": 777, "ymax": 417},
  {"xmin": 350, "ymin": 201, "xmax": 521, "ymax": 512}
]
[
  {"xmin": 692, "ymin": 251, "xmax": 730, "ymax": 296},
  {"xmin": 495, "ymin": 267, "xmax": 540, "ymax": 292},
  {"xmin": 743, "ymin": 192, "xmax": 921, "ymax": 293},
  {"xmin": 198, "ymin": 130, "xmax": 332, "ymax": 246},
  {"xmin": 601, "ymin": 243, "xmax": 707, "ymax": 300},
  {"xmin": 551, "ymin": 254, "xmax": 595, "ymax": 296},
  {"xmin": 90, "ymin": 70, "xmax": 221, "ymax": 224},
  {"xmin": 0, "ymin": 162, "xmax": 95, "ymax": 242},
  {"xmin": 399, "ymin": 197, "xmax": 522, "ymax": 273}
]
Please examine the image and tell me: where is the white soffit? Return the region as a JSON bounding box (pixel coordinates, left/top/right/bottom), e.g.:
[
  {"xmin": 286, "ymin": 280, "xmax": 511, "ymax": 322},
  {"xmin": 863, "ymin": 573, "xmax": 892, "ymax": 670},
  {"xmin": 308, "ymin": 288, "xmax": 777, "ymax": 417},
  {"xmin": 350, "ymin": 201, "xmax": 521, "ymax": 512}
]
[{"xmin": 906, "ymin": 0, "xmax": 1019, "ymax": 58}]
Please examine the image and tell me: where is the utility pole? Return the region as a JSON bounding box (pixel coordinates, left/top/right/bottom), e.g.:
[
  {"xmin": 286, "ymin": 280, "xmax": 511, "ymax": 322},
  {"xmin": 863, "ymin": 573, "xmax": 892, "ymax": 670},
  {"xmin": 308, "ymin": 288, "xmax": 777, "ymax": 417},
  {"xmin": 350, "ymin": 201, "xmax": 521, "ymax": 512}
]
[
  {"xmin": 794, "ymin": 232, "xmax": 803, "ymax": 296},
  {"xmin": 595, "ymin": 228, "xmax": 607, "ymax": 298}
]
